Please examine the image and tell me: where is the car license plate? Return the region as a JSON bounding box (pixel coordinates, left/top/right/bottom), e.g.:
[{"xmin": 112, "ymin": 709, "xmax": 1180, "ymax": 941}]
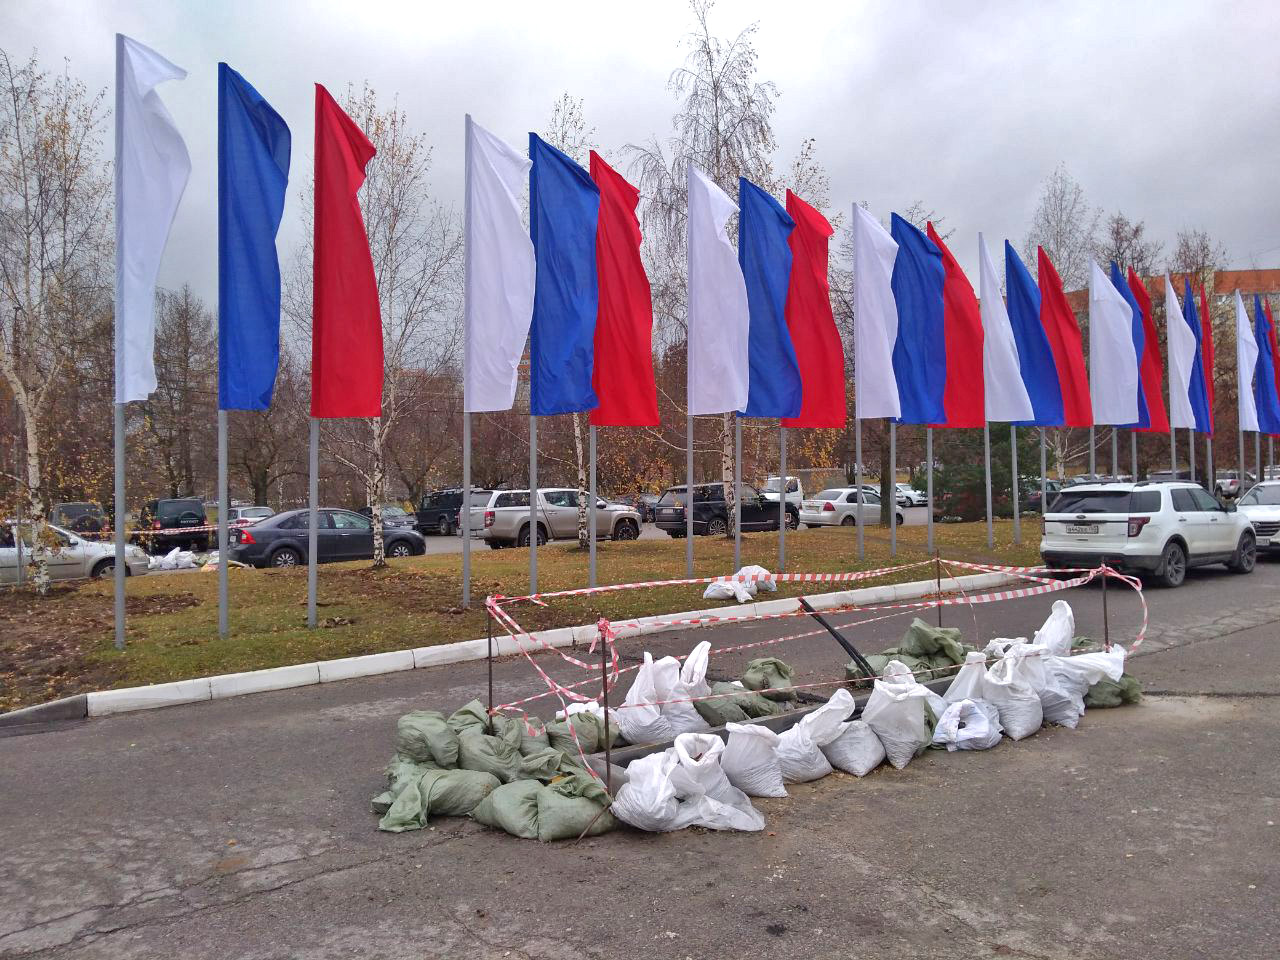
[
  {"xmin": 1066, "ymin": 523, "xmax": 1098, "ymax": 535},
  {"xmin": 1258, "ymin": 536, "xmax": 1271, "ymax": 547}
]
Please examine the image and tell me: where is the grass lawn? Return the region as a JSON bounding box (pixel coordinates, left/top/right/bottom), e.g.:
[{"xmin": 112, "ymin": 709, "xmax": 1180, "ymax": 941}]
[{"xmin": 0, "ymin": 519, "xmax": 1041, "ymax": 712}]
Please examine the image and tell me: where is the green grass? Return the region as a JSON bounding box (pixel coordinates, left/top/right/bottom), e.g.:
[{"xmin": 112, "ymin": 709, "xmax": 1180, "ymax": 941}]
[{"xmin": 2, "ymin": 519, "xmax": 1041, "ymax": 710}]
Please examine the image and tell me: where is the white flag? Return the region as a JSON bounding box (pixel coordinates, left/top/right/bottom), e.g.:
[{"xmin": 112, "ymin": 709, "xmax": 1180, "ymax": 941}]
[
  {"xmin": 1165, "ymin": 275, "xmax": 1197, "ymax": 430},
  {"xmin": 978, "ymin": 233, "xmax": 1033, "ymax": 422},
  {"xmin": 114, "ymin": 34, "xmax": 190, "ymax": 404},
  {"xmin": 852, "ymin": 205, "xmax": 900, "ymax": 419},
  {"xmin": 1087, "ymin": 260, "xmax": 1140, "ymax": 425},
  {"xmin": 1236, "ymin": 290, "xmax": 1259, "ymax": 432},
  {"xmin": 686, "ymin": 165, "xmax": 749, "ymax": 415},
  {"xmin": 463, "ymin": 116, "xmax": 535, "ymax": 413}
]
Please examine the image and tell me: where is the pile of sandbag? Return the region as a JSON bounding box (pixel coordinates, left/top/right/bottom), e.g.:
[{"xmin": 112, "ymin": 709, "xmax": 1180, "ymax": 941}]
[
  {"xmin": 847, "ymin": 618, "xmax": 980, "ymax": 684},
  {"xmin": 861, "ymin": 661, "xmax": 947, "ymax": 768},
  {"xmin": 703, "ymin": 564, "xmax": 777, "ymax": 603},
  {"xmin": 616, "ymin": 642, "xmax": 714, "ymax": 745}
]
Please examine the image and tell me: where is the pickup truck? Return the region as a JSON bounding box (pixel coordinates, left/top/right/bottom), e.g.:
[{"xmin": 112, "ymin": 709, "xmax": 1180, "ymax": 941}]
[{"xmin": 473, "ymin": 488, "xmax": 643, "ymax": 548}]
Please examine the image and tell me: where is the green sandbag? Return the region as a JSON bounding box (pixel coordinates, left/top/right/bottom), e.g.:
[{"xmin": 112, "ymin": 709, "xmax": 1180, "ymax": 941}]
[
  {"xmin": 377, "ymin": 768, "xmax": 500, "ymax": 832},
  {"xmin": 457, "ymin": 730, "xmax": 524, "ymax": 783},
  {"xmin": 742, "ymin": 657, "xmax": 796, "ymax": 701},
  {"xmin": 447, "ymin": 699, "xmax": 491, "ymax": 737},
  {"xmin": 546, "ymin": 712, "xmax": 620, "ymax": 755},
  {"xmin": 696, "ymin": 680, "xmax": 781, "ymax": 724},
  {"xmin": 694, "ymin": 690, "xmax": 752, "ymax": 726},
  {"xmin": 394, "ymin": 711, "xmax": 460, "ymax": 768},
  {"xmin": 518, "ymin": 745, "xmax": 579, "ymax": 782},
  {"xmin": 371, "ymin": 754, "xmax": 441, "ymax": 814},
  {"xmin": 1084, "ymin": 673, "xmax": 1143, "ymax": 708},
  {"xmin": 536, "ymin": 772, "xmax": 616, "ymax": 842},
  {"xmin": 897, "ymin": 618, "xmax": 967, "ymax": 664},
  {"xmin": 471, "ymin": 779, "xmax": 543, "ymax": 839},
  {"xmin": 519, "ymin": 718, "xmax": 550, "ymax": 756}
]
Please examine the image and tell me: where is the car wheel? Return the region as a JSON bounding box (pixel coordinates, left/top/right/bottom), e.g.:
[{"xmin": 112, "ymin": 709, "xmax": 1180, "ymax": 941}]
[
  {"xmin": 1227, "ymin": 531, "xmax": 1256, "ymax": 574},
  {"xmin": 785, "ymin": 512, "xmax": 799, "ymax": 530},
  {"xmin": 839, "ymin": 515, "xmax": 855, "ymax": 526},
  {"xmin": 387, "ymin": 540, "xmax": 413, "ymax": 558},
  {"xmin": 1156, "ymin": 541, "xmax": 1186, "ymax": 588},
  {"xmin": 706, "ymin": 517, "xmax": 727, "ymax": 537},
  {"xmin": 91, "ymin": 559, "xmax": 114, "ymax": 579},
  {"xmin": 517, "ymin": 526, "xmax": 547, "ymax": 548},
  {"xmin": 270, "ymin": 547, "xmax": 302, "ymax": 568},
  {"xmin": 896, "ymin": 512, "xmax": 905, "ymax": 525},
  {"xmin": 437, "ymin": 516, "xmax": 451, "ymax": 536},
  {"xmin": 613, "ymin": 520, "xmax": 639, "ymax": 541}
]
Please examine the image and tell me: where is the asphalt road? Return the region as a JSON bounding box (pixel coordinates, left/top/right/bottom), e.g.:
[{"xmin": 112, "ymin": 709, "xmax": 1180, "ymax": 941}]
[{"xmin": 1, "ymin": 556, "xmax": 1277, "ymax": 959}]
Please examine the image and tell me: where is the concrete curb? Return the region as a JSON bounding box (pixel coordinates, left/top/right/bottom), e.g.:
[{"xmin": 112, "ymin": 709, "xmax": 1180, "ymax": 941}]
[{"xmin": 1, "ymin": 570, "xmax": 1017, "ymax": 724}]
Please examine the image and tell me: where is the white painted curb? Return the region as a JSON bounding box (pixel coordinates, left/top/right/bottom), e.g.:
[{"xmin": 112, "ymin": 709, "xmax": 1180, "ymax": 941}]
[{"xmin": 79, "ymin": 571, "xmax": 1017, "ymax": 718}]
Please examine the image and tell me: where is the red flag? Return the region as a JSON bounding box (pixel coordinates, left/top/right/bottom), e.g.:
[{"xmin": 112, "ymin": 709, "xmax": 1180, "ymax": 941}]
[
  {"xmin": 1037, "ymin": 248, "xmax": 1092, "ymax": 427},
  {"xmin": 780, "ymin": 191, "xmax": 844, "ymax": 428},
  {"xmin": 1127, "ymin": 267, "xmax": 1168, "ymax": 433},
  {"xmin": 311, "ymin": 84, "xmax": 381, "ymax": 418},
  {"xmin": 588, "ymin": 151, "xmax": 657, "ymax": 426},
  {"xmin": 1266, "ymin": 299, "xmax": 1280, "ymax": 436},
  {"xmin": 1197, "ymin": 282, "xmax": 1215, "ymax": 433},
  {"xmin": 925, "ymin": 222, "xmax": 984, "ymax": 428}
]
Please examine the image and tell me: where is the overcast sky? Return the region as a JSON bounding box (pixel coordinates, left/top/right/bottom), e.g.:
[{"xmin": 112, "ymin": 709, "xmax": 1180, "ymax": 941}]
[{"xmin": 6, "ymin": 0, "xmax": 1280, "ymax": 303}]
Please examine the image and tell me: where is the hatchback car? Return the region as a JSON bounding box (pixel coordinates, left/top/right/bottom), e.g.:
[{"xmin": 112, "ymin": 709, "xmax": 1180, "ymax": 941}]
[
  {"xmin": 228, "ymin": 508, "xmax": 426, "ymax": 568},
  {"xmin": 356, "ymin": 504, "xmax": 415, "ymax": 529},
  {"xmin": 1237, "ymin": 481, "xmax": 1280, "ymax": 553},
  {"xmin": 800, "ymin": 488, "xmax": 904, "ymax": 527},
  {"xmin": 1, "ymin": 522, "xmax": 149, "ymax": 583},
  {"xmin": 654, "ymin": 484, "xmax": 798, "ymax": 537},
  {"xmin": 1040, "ymin": 482, "xmax": 1255, "ymax": 587},
  {"xmin": 225, "ymin": 505, "xmax": 273, "ymax": 526}
]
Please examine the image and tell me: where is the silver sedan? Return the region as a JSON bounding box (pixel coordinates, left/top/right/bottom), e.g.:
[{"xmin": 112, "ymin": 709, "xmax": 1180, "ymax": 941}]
[
  {"xmin": 799, "ymin": 488, "xmax": 904, "ymax": 528},
  {"xmin": 1, "ymin": 522, "xmax": 150, "ymax": 584}
]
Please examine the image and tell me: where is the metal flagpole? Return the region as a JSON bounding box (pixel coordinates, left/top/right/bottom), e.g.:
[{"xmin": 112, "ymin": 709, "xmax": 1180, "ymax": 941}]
[
  {"xmin": 686, "ymin": 412, "xmax": 693, "ymax": 575},
  {"xmin": 983, "ymin": 422, "xmax": 993, "ymax": 549},
  {"xmin": 1238, "ymin": 427, "xmax": 1245, "ymax": 494},
  {"xmin": 113, "ymin": 401, "xmax": 126, "ymax": 649},
  {"xmin": 1089, "ymin": 426, "xmax": 1095, "ymax": 476},
  {"xmin": 1039, "ymin": 429, "xmax": 1047, "ymax": 514},
  {"xmin": 926, "ymin": 427, "xmax": 934, "ymax": 554},
  {"xmin": 1111, "ymin": 428, "xmax": 1118, "ymax": 478},
  {"xmin": 217, "ymin": 410, "xmax": 228, "ymax": 639},
  {"xmin": 1255, "ymin": 431, "xmax": 1262, "ymax": 486},
  {"xmin": 777, "ymin": 426, "xmax": 786, "ymax": 573},
  {"xmin": 1270, "ymin": 437, "xmax": 1275, "ymax": 479},
  {"xmin": 1205, "ymin": 435, "xmax": 1213, "ymax": 492},
  {"xmin": 589, "ymin": 424, "xmax": 597, "ymax": 590},
  {"xmin": 889, "ymin": 421, "xmax": 897, "ymax": 557},
  {"xmin": 307, "ymin": 418, "xmax": 318, "ymax": 628},
  {"xmin": 1170, "ymin": 426, "xmax": 1177, "ymax": 476},
  {"xmin": 1189, "ymin": 428, "xmax": 1196, "ymax": 483},
  {"xmin": 854, "ymin": 414, "xmax": 864, "ymax": 560},
  {"xmin": 462, "ymin": 412, "xmax": 471, "ymax": 607},
  {"xmin": 1011, "ymin": 425, "xmax": 1021, "ymax": 544},
  {"xmin": 529, "ymin": 414, "xmax": 537, "ymax": 594},
  {"xmin": 1131, "ymin": 430, "xmax": 1138, "ymax": 481},
  {"xmin": 733, "ymin": 415, "xmax": 741, "ymax": 572}
]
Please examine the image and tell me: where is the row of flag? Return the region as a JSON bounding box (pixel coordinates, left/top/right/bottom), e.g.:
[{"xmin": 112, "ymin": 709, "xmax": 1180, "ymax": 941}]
[{"xmin": 115, "ymin": 35, "xmax": 1280, "ymax": 443}]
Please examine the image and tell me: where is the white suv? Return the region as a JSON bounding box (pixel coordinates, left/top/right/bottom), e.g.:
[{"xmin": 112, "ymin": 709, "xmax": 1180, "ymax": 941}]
[
  {"xmin": 1040, "ymin": 482, "xmax": 1256, "ymax": 588},
  {"xmin": 1237, "ymin": 481, "xmax": 1280, "ymax": 553}
]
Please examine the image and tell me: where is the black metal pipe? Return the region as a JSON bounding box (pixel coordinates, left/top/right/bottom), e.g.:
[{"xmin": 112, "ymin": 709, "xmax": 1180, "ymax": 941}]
[{"xmin": 798, "ymin": 597, "xmax": 876, "ymax": 680}]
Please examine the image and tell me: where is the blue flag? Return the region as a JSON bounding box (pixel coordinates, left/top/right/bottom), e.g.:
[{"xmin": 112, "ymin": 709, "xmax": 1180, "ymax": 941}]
[
  {"xmin": 1183, "ymin": 278, "xmax": 1212, "ymax": 433},
  {"xmin": 738, "ymin": 178, "xmax": 800, "ymax": 418},
  {"xmin": 529, "ymin": 134, "xmax": 600, "ymax": 416},
  {"xmin": 1110, "ymin": 261, "xmax": 1149, "ymax": 429},
  {"xmin": 1254, "ymin": 296, "xmax": 1280, "ymax": 434},
  {"xmin": 217, "ymin": 64, "xmax": 290, "ymax": 411},
  {"xmin": 888, "ymin": 215, "xmax": 946, "ymax": 424},
  {"xmin": 1004, "ymin": 242, "xmax": 1063, "ymax": 427}
]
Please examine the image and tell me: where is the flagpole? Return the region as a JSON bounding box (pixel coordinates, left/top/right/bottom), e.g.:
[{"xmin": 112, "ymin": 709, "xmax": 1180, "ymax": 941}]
[
  {"xmin": 1089, "ymin": 425, "xmax": 1096, "ymax": 476},
  {"xmin": 307, "ymin": 418, "xmax": 318, "ymax": 629},
  {"xmin": 1255, "ymin": 431, "xmax": 1262, "ymax": 486},
  {"xmin": 1170, "ymin": 426, "xmax": 1177, "ymax": 476},
  {"xmin": 1011, "ymin": 425, "xmax": 1021, "ymax": 544},
  {"xmin": 686, "ymin": 412, "xmax": 693, "ymax": 576},
  {"xmin": 926, "ymin": 427, "xmax": 934, "ymax": 554},
  {"xmin": 461, "ymin": 114, "xmax": 472, "ymax": 609},
  {"xmin": 777, "ymin": 426, "xmax": 786, "ymax": 573},
  {"xmin": 529, "ymin": 413, "xmax": 537, "ymax": 593},
  {"xmin": 589, "ymin": 424, "xmax": 597, "ymax": 589},
  {"xmin": 1238, "ymin": 427, "xmax": 1245, "ymax": 495},
  {"xmin": 983, "ymin": 422, "xmax": 993, "ymax": 549},
  {"xmin": 1040, "ymin": 429, "xmax": 1047, "ymax": 514},
  {"xmin": 1111, "ymin": 428, "xmax": 1118, "ymax": 478},
  {"xmin": 1189, "ymin": 428, "xmax": 1196, "ymax": 483},
  {"xmin": 733, "ymin": 415, "xmax": 741, "ymax": 572},
  {"xmin": 854, "ymin": 414, "xmax": 864, "ymax": 560},
  {"xmin": 1270, "ymin": 437, "xmax": 1275, "ymax": 479},
  {"xmin": 1131, "ymin": 430, "xmax": 1138, "ymax": 481},
  {"xmin": 889, "ymin": 420, "xmax": 897, "ymax": 557},
  {"xmin": 1205, "ymin": 434, "xmax": 1213, "ymax": 492},
  {"xmin": 217, "ymin": 410, "xmax": 228, "ymax": 639},
  {"xmin": 113, "ymin": 401, "xmax": 126, "ymax": 650}
]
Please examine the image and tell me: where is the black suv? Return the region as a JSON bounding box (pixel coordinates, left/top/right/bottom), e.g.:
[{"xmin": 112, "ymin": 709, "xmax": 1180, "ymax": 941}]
[
  {"xmin": 135, "ymin": 498, "xmax": 209, "ymax": 553},
  {"xmin": 417, "ymin": 489, "xmax": 493, "ymax": 535},
  {"xmin": 50, "ymin": 501, "xmax": 107, "ymax": 534},
  {"xmin": 654, "ymin": 483, "xmax": 798, "ymax": 537}
]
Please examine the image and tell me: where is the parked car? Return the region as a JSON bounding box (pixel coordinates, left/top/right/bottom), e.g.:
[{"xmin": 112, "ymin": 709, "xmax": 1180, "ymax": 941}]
[
  {"xmin": 799, "ymin": 488, "xmax": 904, "ymax": 527},
  {"xmin": 653, "ymin": 483, "xmax": 798, "ymax": 537},
  {"xmin": 225, "ymin": 505, "xmax": 274, "ymax": 526},
  {"xmin": 418, "ymin": 489, "xmax": 486, "ymax": 536},
  {"xmin": 456, "ymin": 489, "xmax": 503, "ymax": 538},
  {"xmin": 1, "ymin": 521, "xmax": 149, "ymax": 583},
  {"xmin": 1213, "ymin": 471, "xmax": 1256, "ymax": 499},
  {"xmin": 1145, "ymin": 469, "xmax": 1194, "ymax": 485},
  {"xmin": 479, "ymin": 488, "xmax": 642, "ymax": 548},
  {"xmin": 227, "ymin": 508, "xmax": 426, "ymax": 568},
  {"xmin": 1040, "ymin": 482, "xmax": 1256, "ymax": 587},
  {"xmin": 1237, "ymin": 481, "xmax": 1280, "ymax": 553},
  {"xmin": 762, "ymin": 476, "xmax": 803, "ymax": 507},
  {"xmin": 134, "ymin": 498, "xmax": 210, "ymax": 553},
  {"xmin": 356, "ymin": 504, "xmax": 415, "ymax": 529},
  {"xmin": 618, "ymin": 493, "xmax": 660, "ymax": 523},
  {"xmin": 49, "ymin": 501, "xmax": 107, "ymax": 534},
  {"xmin": 895, "ymin": 483, "xmax": 927, "ymax": 507},
  {"xmin": 1022, "ymin": 478, "xmax": 1063, "ymax": 514}
]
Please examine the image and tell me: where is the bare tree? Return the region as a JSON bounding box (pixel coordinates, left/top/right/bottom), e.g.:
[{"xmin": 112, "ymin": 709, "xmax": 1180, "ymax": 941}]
[
  {"xmin": 1094, "ymin": 212, "xmax": 1162, "ymax": 275},
  {"xmin": 1168, "ymin": 227, "xmax": 1227, "ymax": 280},
  {"xmin": 0, "ymin": 49, "xmax": 111, "ymax": 592},
  {"xmin": 229, "ymin": 356, "xmax": 308, "ymax": 508},
  {"xmin": 1023, "ymin": 163, "xmax": 1099, "ymax": 292}
]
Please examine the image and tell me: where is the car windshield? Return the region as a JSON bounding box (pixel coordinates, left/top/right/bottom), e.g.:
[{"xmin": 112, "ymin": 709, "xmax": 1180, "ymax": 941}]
[
  {"xmin": 382, "ymin": 506, "xmax": 407, "ymax": 517},
  {"xmin": 1241, "ymin": 485, "xmax": 1280, "ymax": 506},
  {"xmin": 1051, "ymin": 490, "xmax": 1150, "ymax": 514}
]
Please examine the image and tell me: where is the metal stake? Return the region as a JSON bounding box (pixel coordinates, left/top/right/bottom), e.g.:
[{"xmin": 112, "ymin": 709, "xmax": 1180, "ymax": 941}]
[
  {"xmin": 486, "ymin": 607, "xmax": 494, "ymax": 734},
  {"xmin": 934, "ymin": 549, "xmax": 943, "ymax": 628},
  {"xmin": 599, "ymin": 631, "xmax": 611, "ymax": 794},
  {"xmin": 1101, "ymin": 563, "xmax": 1110, "ymax": 650}
]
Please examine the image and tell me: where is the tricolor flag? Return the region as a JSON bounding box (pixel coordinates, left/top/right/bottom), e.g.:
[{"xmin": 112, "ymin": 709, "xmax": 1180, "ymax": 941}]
[
  {"xmin": 889, "ymin": 214, "xmax": 946, "ymax": 425},
  {"xmin": 1181, "ymin": 278, "xmax": 1212, "ymax": 433},
  {"xmin": 782, "ymin": 192, "xmax": 844, "ymax": 428},
  {"xmin": 851, "ymin": 205, "xmax": 900, "ymax": 420},
  {"xmin": 738, "ymin": 178, "xmax": 800, "ymax": 418},
  {"xmin": 1235, "ymin": 291, "xmax": 1259, "ymax": 433},
  {"xmin": 528, "ymin": 133, "xmax": 600, "ymax": 415},
  {"xmin": 977, "ymin": 234, "xmax": 1032, "ymax": 423},
  {"xmin": 1087, "ymin": 260, "xmax": 1139, "ymax": 426},
  {"xmin": 927, "ymin": 224, "xmax": 984, "ymax": 428},
  {"xmin": 1037, "ymin": 248, "xmax": 1092, "ymax": 427},
  {"xmin": 1004, "ymin": 243, "xmax": 1062, "ymax": 426},
  {"xmin": 1128, "ymin": 267, "xmax": 1168, "ymax": 433}
]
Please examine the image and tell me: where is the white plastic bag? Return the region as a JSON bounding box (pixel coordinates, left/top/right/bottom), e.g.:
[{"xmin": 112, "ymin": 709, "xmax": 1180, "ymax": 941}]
[
  {"xmin": 702, "ymin": 564, "xmax": 776, "ymax": 602},
  {"xmin": 985, "ymin": 644, "xmax": 1044, "ymax": 740},
  {"xmin": 679, "ymin": 640, "xmax": 712, "ymax": 700},
  {"xmin": 671, "ymin": 733, "xmax": 766, "ymax": 831},
  {"xmin": 1042, "ymin": 643, "xmax": 1126, "ymax": 728},
  {"xmin": 943, "ymin": 651, "xmax": 990, "ymax": 705},
  {"xmin": 821, "ymin": 720, "xmax": 886, "ymax": 776},
  {"xmin": 610, "ymin": 750, "xmax": 697, "ymax": 832},
  {"xmin": 721, "ymin": 722, "xmax": 787, "ymax": 797},
  {"xmin": 1032, "ymin": 600, "xmax": 1075, "ymax": 656},
  {"xmin": 616, "ymin": 653, "xmax": 676, "ymax": 746},
  {"xmin": 776, "ymin": 689, "xmax": 854, "ymax": 782},
  {"xmin": 650, "ymin": 654, "xmax": 711, "ymax": 736},
  {"xmin": 932, "ymin": 698, "xmax": 1003, "ymax": 751},
  {"xmin": 861, "ymin": 661, "xmax": 946, "ymax": 769}
]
